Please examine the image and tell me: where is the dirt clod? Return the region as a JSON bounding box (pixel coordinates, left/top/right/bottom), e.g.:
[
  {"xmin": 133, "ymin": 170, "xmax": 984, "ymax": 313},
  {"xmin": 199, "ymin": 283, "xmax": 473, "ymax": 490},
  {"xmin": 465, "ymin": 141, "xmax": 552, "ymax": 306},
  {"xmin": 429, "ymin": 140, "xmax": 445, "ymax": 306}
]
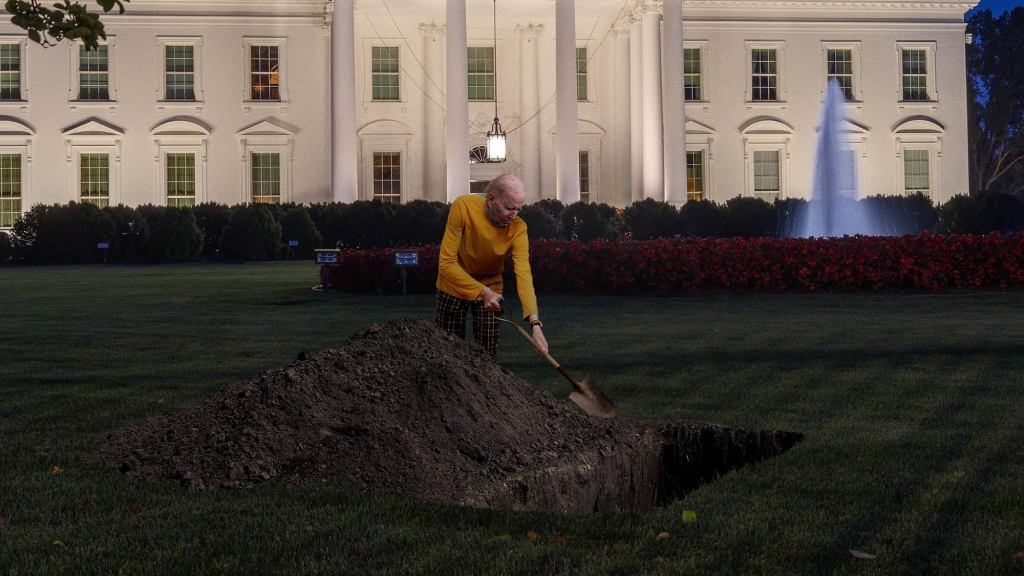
[{"xmin": 100, "ymin": 319, "xmax": 802, "ymax": 514}]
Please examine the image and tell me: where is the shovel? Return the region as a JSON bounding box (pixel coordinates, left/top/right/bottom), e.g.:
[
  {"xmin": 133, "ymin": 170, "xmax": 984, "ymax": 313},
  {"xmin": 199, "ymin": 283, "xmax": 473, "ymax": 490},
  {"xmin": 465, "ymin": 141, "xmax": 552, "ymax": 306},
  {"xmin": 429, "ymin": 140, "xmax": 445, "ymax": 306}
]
[{"xmin": 497, "ymin": 317, "xmax": 618, "ymax": 418}]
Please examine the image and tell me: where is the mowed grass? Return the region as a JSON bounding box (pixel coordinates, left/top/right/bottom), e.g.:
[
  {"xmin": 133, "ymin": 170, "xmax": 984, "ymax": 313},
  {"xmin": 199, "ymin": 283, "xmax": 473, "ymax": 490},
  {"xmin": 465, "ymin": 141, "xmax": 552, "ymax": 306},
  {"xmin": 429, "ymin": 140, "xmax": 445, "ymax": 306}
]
[{"xmin": 1, "ymin": 261, "xmax": 1023, "ymax": 575}]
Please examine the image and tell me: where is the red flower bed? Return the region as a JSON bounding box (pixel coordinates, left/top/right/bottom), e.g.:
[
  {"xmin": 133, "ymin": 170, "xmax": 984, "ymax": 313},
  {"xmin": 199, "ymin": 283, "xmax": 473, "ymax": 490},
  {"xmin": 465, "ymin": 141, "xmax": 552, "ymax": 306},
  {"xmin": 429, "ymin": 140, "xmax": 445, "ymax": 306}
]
[{"xmin": 325, "ymin": 234, "xmax": 1024, "ymax": 294}]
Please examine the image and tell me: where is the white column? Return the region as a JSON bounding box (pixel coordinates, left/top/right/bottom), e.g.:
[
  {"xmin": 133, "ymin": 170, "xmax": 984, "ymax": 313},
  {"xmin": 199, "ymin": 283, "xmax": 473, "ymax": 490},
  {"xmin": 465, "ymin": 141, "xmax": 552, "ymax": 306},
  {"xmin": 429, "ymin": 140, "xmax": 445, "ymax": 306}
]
[
  {"xmin": 662, "ymin": 0, "xmax": 685, "ymax": 205},
  {"xmin": 555, "ymin": 0, "xmax": 579, "ymax": 204},
  {"xmin": 613, "ymin": 24, "xmax": 631, "ymax": 206},
  {"xmin": 517, "ymin": 24, "xmax": 543, "ymax": 203},
  {"xmin": 641, "ymin": 5, "xmax": 663, "ymax": 200},
  {"xmin": 629, "ymin": 15, "xmax": 643, "ymax": 203},
  {"xmin": 331, "ymin": 0, "xmax": 358, "ymax": 202},
  {"xmin": 421, "ymin": 23, "xmax": 446, "ymax": 202},
  {"xmin": 445, "ymin": 0, "xmax": 469, "ymax": 201}
]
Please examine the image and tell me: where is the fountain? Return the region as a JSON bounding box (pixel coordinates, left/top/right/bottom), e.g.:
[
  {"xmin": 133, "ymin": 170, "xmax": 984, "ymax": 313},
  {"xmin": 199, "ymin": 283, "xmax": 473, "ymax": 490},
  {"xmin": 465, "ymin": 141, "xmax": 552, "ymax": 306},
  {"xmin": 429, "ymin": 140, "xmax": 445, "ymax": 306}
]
[{"xmin": 793, "ymin": 79, "xmax": 876, "ymax": 237}]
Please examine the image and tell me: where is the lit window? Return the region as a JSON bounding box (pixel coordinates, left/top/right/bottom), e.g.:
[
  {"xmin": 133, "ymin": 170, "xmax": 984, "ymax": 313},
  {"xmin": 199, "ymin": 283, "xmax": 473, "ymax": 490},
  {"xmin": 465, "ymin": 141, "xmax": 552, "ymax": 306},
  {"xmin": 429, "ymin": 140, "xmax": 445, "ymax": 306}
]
[
  {"xmin": 827, "ymin": 49, "xmax": 853, "ymax": 101},
  {"xmin": 467, "ymin": 47, "xmax": 494, "ymax": 101},
  {"xmin": 251, "ymin": 152, "xmax": 280, "ymax": 204},
  {"xmin": 579, "ymin": 151, "xmax": 590, "ymax": 203},
  {"xmin": 79, "ymin": 45, "xmax": 109, "ymax": 100},
  {"xmin": 250, "ymin": 45, "xmax": 280, "ymax": 101},
  {"xmin": 165, "ymin": 45, "xmax": 195, "ymax": 101},
  {"xmin": 751, "ymin": 49, "xmax": 777, "ymax": 101},
  {"xmin": 0, "ymin": 153, "xmax": 20, "ymax": 227},
  {"xmin": 166, "ymin": 153, "xmax": 196, "ymax": 207},
  {"xmin": 371, "ymin": 46, "xmax": 400, "ymax": 101},
  {"xmin": 686, "ymin": 151, "xmax": 704, "ymax": 201},
  {"xmin": 373, "ymin": 152, "xmax": 401, "ymax": 204},
  {"xmin": 901, "ymin": 49, "xmax": 928, "ymax": 101},
  {"xmin": 684, "ymin": 48, "xmax": 702, "ymax": 101},
  {"xmin": 577, "ymin": 47, "xmax": 588, "ymax": 101},
  {"xmin": 80, "ymin": 153, "xmax": 110, "ymax": 208},
  {"xmin": 903, "ymin": 149, "xmax": 930, "ymax": 194},
  {"xmin": 0, "ymin": 43, "xmax": 20, "ymax": 100}
]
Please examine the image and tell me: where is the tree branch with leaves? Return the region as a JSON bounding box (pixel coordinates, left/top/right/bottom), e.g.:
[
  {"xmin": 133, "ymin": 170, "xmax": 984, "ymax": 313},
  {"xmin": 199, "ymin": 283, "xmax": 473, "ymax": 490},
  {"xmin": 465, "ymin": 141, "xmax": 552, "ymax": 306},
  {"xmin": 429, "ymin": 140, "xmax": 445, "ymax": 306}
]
[
  {"xmin": 5, "ymin": 0, "xmax": 128, "ymax": 50},
  {"xmin": 967, "ymin": 7, "xmax": 1024, "ymax": 197}
]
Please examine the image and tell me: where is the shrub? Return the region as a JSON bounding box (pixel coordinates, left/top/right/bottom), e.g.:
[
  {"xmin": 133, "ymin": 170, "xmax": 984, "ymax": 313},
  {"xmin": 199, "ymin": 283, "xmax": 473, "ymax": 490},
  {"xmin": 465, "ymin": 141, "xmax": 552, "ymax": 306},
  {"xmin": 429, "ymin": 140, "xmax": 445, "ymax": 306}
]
[
  {"xmin": 279, "ymin": 206, "xmax": 323, "ymax": 258},
  {"xmin": 11, "ymin": 202, "xmax": 116, "ymax": 263},
  {"xmin": 622, "ymin": 198, "xmax": 679, "ymax": 240},
  {"xmin": 149, "ymin": 206, "xmax": 203, "ymax": 261},
  {"xmin": 193, "ymin": 202, "xmax": 232, "ymax": 257},
  {"xmin": 979, "ymin": 191, "xmax": 1024, "ymax": 233},
  {"xmin": 392, "ymin": 200, "xmax": 448, "ymax": 246},
  {"xmin": 103, "ymin": 205, "xmax": 149, "ymax": 261},
  {"xmin": 519, "ymin": 204, "xmax": 560, "ymax": 239},
  {"xmin": 0, "ymin": 230, "xmax": 11, "ymax": 261},
  {"xmin": 337, "ymin": 200, "xmax": 397, "ymax": 248},
  {"xmin": 219, "ymin": 204, "xmax": 282, "ymax": 260},
  {"xmin": 560, "ymin": 202, "xmax": 617, "ymax": 242},
  {"xmin": 307, "ymin": 202, "xmax": 348, "ymax": 249},
  {"xmin": 773, "ymin": 198, "xmax": 809, "ymax": 238},
  {"xmin": 532, "ymin": 199, "xmax": 566, "ymax": 224},
  {"xmin": 936, "ymin": 194, "xmax": 994, "ymax": 234},
  {"xmin": 722, "ymin": 196, "xmax": 776, "ymax": 238},
  {"xmin": 863, "ymin": 193, "xmax": 937, "ymax": 235},
  {"xmin": 679, "ymin": 200, "xmax": 726, "ymax": 238}
]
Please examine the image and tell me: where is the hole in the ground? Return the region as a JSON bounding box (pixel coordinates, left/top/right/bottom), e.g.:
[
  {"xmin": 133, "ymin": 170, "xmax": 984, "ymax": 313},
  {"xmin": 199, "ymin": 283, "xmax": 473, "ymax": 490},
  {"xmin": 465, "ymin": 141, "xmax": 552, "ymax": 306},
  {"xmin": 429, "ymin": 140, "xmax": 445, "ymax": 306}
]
[{"xmin": 468, "ymin": 422, "xmax": 804, "ymax": 515}]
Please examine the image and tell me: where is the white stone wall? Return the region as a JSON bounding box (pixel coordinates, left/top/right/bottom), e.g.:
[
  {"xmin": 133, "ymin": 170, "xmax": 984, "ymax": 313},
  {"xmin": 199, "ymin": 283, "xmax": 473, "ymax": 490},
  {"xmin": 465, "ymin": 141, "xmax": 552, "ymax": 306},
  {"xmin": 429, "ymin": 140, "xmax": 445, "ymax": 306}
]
[{"xmin": 0, "ymin": 0, "xmax": 975, "ymax": 223}]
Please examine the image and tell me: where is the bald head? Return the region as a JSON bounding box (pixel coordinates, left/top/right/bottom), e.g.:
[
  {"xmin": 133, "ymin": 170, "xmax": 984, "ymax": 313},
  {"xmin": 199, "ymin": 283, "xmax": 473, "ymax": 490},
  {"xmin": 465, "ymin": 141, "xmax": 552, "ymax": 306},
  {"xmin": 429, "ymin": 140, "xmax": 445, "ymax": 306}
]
[
  {"xmin": 484, "ymin": 174, "xmax": 526, "ymax": 228},
  {"xmin": 484, "ymin": 174, "xmax": 525, "ymax": 202}
]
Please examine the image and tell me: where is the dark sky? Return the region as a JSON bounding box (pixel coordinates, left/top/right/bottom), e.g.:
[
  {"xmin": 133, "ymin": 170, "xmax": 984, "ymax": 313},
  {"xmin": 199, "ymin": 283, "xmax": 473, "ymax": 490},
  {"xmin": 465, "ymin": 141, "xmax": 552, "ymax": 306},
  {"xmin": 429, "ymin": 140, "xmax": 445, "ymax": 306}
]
[{"xmin": 970, "ymin": 0, "xmax": 1023, "ymax": 15}]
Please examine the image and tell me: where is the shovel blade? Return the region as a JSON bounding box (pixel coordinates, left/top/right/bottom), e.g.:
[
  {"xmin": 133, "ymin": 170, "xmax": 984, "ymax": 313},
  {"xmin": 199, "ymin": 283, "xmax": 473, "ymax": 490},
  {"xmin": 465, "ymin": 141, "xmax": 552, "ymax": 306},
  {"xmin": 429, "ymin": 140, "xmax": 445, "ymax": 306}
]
[{"xmin": 568, "ymin": 377, "xmax": 618, "ymax": 418}]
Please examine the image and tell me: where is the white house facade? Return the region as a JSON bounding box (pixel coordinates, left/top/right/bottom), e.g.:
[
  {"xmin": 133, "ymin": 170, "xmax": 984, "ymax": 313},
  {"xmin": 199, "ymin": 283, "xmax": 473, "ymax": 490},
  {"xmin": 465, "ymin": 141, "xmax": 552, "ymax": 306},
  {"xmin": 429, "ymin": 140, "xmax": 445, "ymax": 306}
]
[{"xmin": 0, "ymin": 0, "xmax": 977, "ymax": 229}]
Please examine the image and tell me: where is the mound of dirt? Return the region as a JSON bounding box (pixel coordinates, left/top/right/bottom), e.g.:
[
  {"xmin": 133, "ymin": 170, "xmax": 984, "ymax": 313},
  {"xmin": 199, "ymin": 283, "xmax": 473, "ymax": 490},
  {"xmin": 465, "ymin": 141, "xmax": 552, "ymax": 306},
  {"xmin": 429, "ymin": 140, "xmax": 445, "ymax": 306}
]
[{"xmin": 100, "ymin": 319, "xmax": 802, "ymax": 515}]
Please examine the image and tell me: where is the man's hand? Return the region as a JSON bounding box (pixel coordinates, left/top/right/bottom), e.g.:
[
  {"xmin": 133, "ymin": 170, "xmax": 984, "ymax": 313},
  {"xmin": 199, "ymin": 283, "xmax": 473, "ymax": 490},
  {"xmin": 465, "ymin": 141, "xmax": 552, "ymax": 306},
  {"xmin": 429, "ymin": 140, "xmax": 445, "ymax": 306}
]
[
  {"xmin": 480, "ymin": 286, "xmax": 503, "ymax": 311},
  {"xmin": 532, "ymin": 325, "xmax": 548, "ymax": 353}
]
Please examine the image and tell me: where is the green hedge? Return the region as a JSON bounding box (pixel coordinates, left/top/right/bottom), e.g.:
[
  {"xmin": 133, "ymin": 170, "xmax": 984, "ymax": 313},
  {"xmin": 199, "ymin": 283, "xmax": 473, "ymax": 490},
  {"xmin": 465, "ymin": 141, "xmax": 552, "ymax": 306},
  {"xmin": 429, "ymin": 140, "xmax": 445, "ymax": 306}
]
[{"xmin": 3, "ymin": 193, "xmax": 1021, "ymax": 265}]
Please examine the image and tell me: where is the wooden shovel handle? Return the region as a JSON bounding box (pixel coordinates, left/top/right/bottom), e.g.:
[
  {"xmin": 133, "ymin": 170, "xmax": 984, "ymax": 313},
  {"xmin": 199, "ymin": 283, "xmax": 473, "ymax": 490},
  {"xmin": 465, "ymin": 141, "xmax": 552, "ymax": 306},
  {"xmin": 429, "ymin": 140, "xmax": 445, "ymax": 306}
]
[{"xmin": 505, "ymin": 318, "xmax": 561, "ymax": 370}]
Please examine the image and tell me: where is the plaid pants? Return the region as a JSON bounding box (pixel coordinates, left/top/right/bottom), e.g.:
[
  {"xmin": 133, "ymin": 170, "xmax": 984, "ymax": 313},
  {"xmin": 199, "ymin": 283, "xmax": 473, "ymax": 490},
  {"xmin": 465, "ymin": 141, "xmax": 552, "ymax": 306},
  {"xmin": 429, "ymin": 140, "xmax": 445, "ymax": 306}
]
[{"xmin": 435, "ymin": 290, "xmax": 500, "ymax": 358}]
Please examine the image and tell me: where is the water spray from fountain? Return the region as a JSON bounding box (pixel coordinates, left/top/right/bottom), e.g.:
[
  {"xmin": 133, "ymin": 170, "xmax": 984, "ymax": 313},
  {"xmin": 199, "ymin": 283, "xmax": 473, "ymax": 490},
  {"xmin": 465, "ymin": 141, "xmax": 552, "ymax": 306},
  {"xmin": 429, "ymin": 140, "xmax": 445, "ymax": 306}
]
[{"xmin": 793, "ymin": 79, "xmax": 876, "ymax": 237}]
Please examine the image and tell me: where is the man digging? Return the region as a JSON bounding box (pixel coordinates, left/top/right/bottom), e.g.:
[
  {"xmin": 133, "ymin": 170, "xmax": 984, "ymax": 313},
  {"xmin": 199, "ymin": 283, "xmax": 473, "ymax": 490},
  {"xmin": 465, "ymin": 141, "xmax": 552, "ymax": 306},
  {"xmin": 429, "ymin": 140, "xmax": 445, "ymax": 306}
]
[{"xmin": 435, "ymin": 174, "xmax": 548, "ymax": 357}]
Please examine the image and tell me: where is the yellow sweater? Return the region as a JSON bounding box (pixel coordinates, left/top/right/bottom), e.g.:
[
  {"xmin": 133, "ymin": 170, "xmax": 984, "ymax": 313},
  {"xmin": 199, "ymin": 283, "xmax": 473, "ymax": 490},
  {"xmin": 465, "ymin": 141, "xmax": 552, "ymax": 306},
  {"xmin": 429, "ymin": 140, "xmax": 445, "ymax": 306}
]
[{"xmin": 436, "ymin": 194, "xmax": 538, "ymax": 320}]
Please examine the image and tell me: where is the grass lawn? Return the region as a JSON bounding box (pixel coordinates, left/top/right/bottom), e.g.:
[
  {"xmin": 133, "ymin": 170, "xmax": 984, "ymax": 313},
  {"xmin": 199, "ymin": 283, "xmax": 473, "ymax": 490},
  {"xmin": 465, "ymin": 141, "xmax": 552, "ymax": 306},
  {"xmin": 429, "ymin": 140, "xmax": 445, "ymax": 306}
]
[{"xmin": 1, "ymin": 261, "xmax": 1023, "ymax": 575}]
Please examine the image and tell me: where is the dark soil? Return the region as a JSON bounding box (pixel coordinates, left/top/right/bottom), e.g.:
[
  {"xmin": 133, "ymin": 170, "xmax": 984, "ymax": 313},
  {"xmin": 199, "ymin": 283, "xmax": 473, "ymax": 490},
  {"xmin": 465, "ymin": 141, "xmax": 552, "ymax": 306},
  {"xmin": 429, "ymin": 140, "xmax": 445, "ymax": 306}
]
[{"xmin": 100, "ymin": 319, "xmax": 802, "ymax": 515}]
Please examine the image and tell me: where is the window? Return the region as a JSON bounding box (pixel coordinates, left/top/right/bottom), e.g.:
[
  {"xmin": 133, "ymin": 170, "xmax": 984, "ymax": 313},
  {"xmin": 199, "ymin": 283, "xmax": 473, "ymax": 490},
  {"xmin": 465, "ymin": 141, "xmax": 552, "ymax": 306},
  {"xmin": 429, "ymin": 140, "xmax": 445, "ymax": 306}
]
[
  {"xmin": 250, "ymin": 152, "xmax": 280, "ymax": 204},
  {"xmin": 239, "ymin": 120, "xmax": 293, "ymax": 203},
  {"xmin": 684, "ymin": 47, "xmax": 702, "ymax": 101},
  {"xmin": 467, "ymin": 47, "xmax": 494, "ymax": 101},
  {"xmin": 250, "ymin": 45, "xmax": 279, "ymax": 101},
  {"xmin": 166, "ymin": 153, "xmax": 196, "ymax": 207},
  {"xmin": 371, "ymin": 46, "xmax": 400, "ymax": 101},
  {"xmin": 751, "ymin": 48, "xmax": 777, "ymax": 101},
  {"xmin": 165, "ymin": 45, "xmax": 195, "ymax": 100},
  {"xmin": 686, "ymin": 151, "xmax": 704, "ymax": 201},
  {"xmin": 753, "ymin": 150, "xmax": 780, "ymax": 200},
  {"xmin": 903, "ymin": 149, "xmax": 930, "ymax": 194},
  {"xmin": 579, "ymin": 151, "xmax": 590, "ymax": 203},
  {"xmin": 78, "ymin": 45, "xmax": 110, "ymax": 100},
  {"xmin": 0, "ymin": 153, "xmax": 20, "ymax": 227},
  {"xmin": 577, "ymin": 47, "xmax": 588, "ymax": 101},
  {"xmin": 894, "ymin": 117, "xmax": 942, "ymax": 200},
  {"xmin": 0, "ymin": 43, "xmax": 20, "ymax": 100},
  {"xmin": 372, "ymin": 152, "xmax": 401, "ymax": 204},
  {"xmin": 742, "ymin": 118, "xmax": 791, "ymax": 200},
  {"xmin": 826, "ymin": 49, "xmax": 853, "ymax": 101},
  {"xmin": 901, "ymin": 48, "xmax": 928, "ymax": 101},
  {"xmin": 80, "ymin": 153, "xmax": 110, "ymax": 207}
]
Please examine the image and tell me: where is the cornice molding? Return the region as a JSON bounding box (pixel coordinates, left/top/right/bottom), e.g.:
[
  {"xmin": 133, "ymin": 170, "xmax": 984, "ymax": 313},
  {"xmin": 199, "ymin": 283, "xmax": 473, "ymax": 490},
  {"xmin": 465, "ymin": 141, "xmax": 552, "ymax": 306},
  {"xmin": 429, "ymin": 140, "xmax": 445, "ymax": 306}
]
[{"xmin": 683, "ymin": 0, "xmax": 975, "ymax": 11}]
